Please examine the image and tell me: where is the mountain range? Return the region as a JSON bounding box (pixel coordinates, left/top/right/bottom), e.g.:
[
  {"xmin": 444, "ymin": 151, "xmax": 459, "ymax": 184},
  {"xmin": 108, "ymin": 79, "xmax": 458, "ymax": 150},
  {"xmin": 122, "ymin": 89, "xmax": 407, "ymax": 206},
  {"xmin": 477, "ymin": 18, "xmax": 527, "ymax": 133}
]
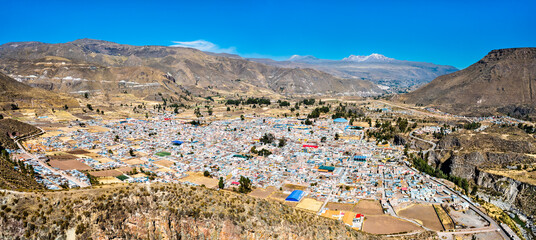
[
  {"xmin": 249, "ymin": 54, "xmax": 458, "ymax": 91},
  {"xmin": 0, "ymin": 39, "xmax": 383, "ymax": 99},
  {"xmin": 401, "ymin": 48, "xmax": 536, "ymax": 118},
  {"xmin": 0, "ymin": 71, "xmax": 78, "ymax": 110}
]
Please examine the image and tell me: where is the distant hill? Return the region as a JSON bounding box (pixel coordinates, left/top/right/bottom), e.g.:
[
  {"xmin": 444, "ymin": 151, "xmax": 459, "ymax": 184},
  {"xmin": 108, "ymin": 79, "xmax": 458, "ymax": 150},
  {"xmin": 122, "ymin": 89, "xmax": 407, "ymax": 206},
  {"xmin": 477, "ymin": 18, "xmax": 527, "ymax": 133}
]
[
  {"xmin": 0, "ymin": 71, "xmax": 78, "ymax": 110},
  {"xmin": 0, "ymin": 39, "xmax": 383, "ymax": 98},
  {"xmin": 401, "ymin": 48, "xmax": 536, "ymax": 117},
  {"xmin": 249, "ymin": 54, "xmax": 458, "ymax": 91}
]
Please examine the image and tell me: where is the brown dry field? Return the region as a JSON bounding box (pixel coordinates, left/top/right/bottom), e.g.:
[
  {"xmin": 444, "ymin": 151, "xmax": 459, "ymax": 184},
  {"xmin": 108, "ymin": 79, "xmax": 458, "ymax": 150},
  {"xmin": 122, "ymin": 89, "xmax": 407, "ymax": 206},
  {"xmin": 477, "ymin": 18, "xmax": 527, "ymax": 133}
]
[
  {"xmin": 89, "ymin": 169, "xmax": 123, "ymax": 177},
  {"xmin": 354, "ymin": 199, "xmax": 384, "ymax": 215},
  {"xmin": 116, "ymin": 166, "xmax": 133, "ymax": 174},
  {"xmin": 154, "ymin": 159, "xmax": 175, "ymax": 168},
  {"xmin": 49, "ymin": 160, "xmax": 92, "ymax": 171},
  {"xmin": 66, "ymin": 149, "xmax": 91, "ymax": 155},
  {"xmin": 269, "ymin": 191, "xmax": 290, "ymax": 202},
  {"xmin": 398, "ymin": 204, "xmax": 443, "ymax": 231},
  {"xmin": 179, "ymin": 172, "xmax": 219, "ymax": 188},
  {"xmin": 249, "ymin": 186, "xmax": 276, "ymax": 199},
  {"xmin": 325, "ymin": 202, "xmax": 355, "ymax": 212},
  {"xmin": 283, "ymin": 183, "xmax": 308, "ymax": 191},
  {"xmin": 296, "ymin": 198, "xmax": 323, "ymax": 212},
  {"xmin": 362, "ymin": 215, "xmax": 422, "ymax": 234}
]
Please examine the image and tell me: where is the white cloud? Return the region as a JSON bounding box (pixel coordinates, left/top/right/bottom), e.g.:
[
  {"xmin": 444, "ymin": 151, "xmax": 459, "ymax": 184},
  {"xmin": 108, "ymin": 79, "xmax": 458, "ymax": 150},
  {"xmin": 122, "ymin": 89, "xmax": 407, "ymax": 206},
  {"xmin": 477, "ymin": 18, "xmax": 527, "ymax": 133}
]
[{"xmin": 170, "ymin": 40, "xmax": 237, "ymax": 54}]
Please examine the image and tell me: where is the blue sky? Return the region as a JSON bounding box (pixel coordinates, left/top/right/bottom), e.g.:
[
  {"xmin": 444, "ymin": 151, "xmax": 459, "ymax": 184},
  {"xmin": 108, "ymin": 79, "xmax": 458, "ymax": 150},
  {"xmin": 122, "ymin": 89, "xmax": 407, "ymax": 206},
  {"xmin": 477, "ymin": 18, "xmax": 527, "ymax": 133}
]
[{"xmin": 1, "ymin": 0, "xmax": 535, "ymax": 69}]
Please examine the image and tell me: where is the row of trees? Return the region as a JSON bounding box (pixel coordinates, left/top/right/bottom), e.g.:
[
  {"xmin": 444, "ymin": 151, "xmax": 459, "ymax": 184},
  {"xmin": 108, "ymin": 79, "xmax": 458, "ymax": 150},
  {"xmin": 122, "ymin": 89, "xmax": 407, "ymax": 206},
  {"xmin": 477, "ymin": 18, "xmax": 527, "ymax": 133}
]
[{"xmin": 410, "ymin": 153, "xmax": 470, "ymax": 194}]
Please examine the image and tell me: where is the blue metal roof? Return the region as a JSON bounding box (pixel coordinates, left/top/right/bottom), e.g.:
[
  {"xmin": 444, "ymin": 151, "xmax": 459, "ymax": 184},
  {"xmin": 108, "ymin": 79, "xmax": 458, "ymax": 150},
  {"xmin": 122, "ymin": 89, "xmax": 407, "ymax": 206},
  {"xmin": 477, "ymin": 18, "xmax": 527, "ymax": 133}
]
[{"xmin": 285, "ymin": 190, "xmax": 305, "ymax": 202}]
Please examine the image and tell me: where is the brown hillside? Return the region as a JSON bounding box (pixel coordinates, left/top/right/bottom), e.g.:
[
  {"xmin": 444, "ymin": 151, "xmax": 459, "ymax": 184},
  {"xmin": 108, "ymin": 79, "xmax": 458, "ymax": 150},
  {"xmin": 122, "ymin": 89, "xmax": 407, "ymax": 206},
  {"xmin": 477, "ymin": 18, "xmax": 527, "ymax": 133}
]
[{"xmin": 401, "ymin": 48, "xmax": 536, "ymax": 117}]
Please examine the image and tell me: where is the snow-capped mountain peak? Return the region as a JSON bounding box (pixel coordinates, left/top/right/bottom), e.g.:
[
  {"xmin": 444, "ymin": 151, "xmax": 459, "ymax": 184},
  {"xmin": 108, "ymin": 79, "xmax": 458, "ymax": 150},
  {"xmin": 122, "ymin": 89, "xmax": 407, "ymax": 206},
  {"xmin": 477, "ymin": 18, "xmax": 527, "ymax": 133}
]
[
  {"xmin": 288, "ymin": 55, "xmax": 319, "ymax": 62},
  {"xmin": 343, "ymin": 53, "xmax": 394, "ymax": 62}
]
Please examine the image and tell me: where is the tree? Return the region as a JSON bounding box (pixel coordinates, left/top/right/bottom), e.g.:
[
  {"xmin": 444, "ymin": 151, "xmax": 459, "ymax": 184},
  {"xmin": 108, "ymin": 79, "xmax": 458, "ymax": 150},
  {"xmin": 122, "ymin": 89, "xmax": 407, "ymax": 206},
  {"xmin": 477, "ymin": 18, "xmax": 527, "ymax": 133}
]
[
  {"xmin": 240, "ymin": 115, "xmax": 245, "ymax": 121},
  {"xmin": 203, "ymin": 170, "xmax": 211, "ymax": 177},
  {"xmin": 208, "ymin": 108, "xmax": 213, "ymax": 116},
  {"xmin": 238, "ymin": 176, "xmax": 252, "ymax": 194},
  {"xmin": 278, "ymin": 138, "xmax": 286, "ymax": 147},
  {"xmin": 226, "ymin": 106, "xmax": 230, "ymax": 111},
  {"xmin": 260, "ymin": 133, "xmax": 275, "ymax": 144},
  {"xmin": 334, "ymin": 133, "xmax": 340, "ymax": 140},
  {"xmin": 84, "ymin": 92, "xmax": 89, "ymax": 99},
  {"xmin": 129, "ymin": 148, "xmax": 135, "ymax": 157},
  {"xmin": 64, "ymin": 105, "xmax": 69, "ymax": 110},
  {"xmin": 0, "ymin": 114, "xmax": 3, "ymax": 119},
  {"xmin": 321, "ymin": 136, "xmax": 327, "ymax": 143},
  {"xmin": 86, "ymin": 104, "xmax": 93, "ymax": 111},
  {"xmin": 218, "ymin": 177, "xmax": 225, "ymax": 189}
]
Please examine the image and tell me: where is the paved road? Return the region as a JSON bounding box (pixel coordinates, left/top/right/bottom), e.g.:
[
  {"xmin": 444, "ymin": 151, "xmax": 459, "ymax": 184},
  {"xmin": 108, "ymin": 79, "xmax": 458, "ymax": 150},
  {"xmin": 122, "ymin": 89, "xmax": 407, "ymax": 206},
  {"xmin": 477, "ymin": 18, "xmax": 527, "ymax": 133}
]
[{"xmin": 14, "ymin": 127, "xmax": 90, "ymax": 188}]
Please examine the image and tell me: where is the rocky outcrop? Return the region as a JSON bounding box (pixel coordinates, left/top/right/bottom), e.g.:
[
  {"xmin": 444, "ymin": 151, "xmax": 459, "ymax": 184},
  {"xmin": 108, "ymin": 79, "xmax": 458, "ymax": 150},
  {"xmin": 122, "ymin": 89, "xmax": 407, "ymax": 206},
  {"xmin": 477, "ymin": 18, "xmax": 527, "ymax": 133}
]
[{"xmin": 476, "ymin": 170, "xmax": 536, "ymax": 217}]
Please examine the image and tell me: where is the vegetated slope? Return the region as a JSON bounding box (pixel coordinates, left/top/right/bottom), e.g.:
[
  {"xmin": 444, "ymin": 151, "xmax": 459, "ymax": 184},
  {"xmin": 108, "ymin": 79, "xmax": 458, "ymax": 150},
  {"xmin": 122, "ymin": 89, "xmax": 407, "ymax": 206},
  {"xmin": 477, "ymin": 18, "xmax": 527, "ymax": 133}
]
[
  {"xmin": 401, "ymin": 48, "xmax": 536, "ymax": 117},
  {"xmin": 0, "ymin": 39, "xmax": 382, "ymax": 98},
  {"xmin": 0, "ymin": 71, "xmax": 79, "ymax": 110},
  {"xmin": 0, "ymin": 119, "xmax": 42, "ymax": 190},
  {"xmin": 0, "ymin": 119, "xmax": 40, "ymax": 149},
  {"xmin": 0, "ymin": 149, "xmax": 42, "ymax": 190},
  {"xmin": 0, "ymin": 183, "xmax": 435, "ymax": 239},
  {"xmin": 250, "ymin": 54, "xmax": 458, "ymax": 91}
]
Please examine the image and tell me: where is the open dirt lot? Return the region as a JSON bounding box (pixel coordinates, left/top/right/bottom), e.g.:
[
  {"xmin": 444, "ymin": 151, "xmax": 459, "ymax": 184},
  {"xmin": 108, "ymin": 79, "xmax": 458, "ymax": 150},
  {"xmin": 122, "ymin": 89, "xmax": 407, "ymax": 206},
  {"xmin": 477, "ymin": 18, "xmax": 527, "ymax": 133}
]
[
  {"xmin": 49, "ymin": 160, "xmax": 92, "ymax": 171},
  {"xmin": 362, "ymin": 215, "xmax": 422, "ymax": 234},
  {"xmin": 449, "ymin": 208, "xmax": 489, "ymax": 228},
  {"xmin": 296, "ymin": 198, "xmax": 323, "ymax": 212},
  {"xmin": 397, "ymin": 204, "xmax": 443, "ymax": 231}
]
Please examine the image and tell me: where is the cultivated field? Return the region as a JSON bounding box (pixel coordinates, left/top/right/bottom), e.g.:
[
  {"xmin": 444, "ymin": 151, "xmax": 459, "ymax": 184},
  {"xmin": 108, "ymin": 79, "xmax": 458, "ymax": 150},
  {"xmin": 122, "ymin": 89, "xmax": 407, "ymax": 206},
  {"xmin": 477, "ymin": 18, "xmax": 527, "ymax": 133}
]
[
  {"xmin": 49, "ymin": 160, "xmax": 92, "ymax": 170},
  {"xmin": 89, "ymin": 169, "xmax": 123, "ymax": 177}
]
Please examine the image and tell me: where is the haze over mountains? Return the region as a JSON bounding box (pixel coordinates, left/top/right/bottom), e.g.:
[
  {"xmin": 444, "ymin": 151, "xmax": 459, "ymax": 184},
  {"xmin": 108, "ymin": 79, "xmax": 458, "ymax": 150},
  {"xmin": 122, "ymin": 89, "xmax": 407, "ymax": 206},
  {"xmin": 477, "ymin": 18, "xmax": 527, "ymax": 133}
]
[
  {"xmin": 401, "ymin": 48, "xmax": 536, "ymax": 118},
  {"xmin": 249, "ymin": 53, "xmax": 458, "ymax": 91},
  {"xmin": 0, "ymin": 39, "xmax": 383, "ymax": 99}
]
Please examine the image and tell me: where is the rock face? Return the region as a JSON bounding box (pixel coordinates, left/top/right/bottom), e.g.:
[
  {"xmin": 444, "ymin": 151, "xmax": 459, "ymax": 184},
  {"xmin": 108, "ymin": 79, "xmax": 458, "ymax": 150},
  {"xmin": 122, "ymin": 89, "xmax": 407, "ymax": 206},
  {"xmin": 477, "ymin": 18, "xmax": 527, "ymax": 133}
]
[
  {"xmin": 476, "ymin": 170, "xmax": 536, "ymax": 217},
  {"xmin": 0, "ymin": 39, "xmax": 382, "ymax": 98},
  {"xmin": 430, "ymin": 126, "xmax": 536, "ymax": 217},
  {"xmin": 401, "ymin": 48, "xmax": 536, "ymax": 117}
]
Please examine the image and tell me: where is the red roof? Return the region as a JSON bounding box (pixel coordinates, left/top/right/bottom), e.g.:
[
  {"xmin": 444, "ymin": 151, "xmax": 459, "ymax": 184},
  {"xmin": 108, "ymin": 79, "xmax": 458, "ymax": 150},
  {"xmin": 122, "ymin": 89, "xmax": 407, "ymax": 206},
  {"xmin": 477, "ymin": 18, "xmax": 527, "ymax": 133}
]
[
  {"xmin": 401, "ymin": 187, "xmax": 408, "ymax": 191},
  {"xmin": 355, "ymin": 214, "xmax": 364, "ymax": 218},
  {"xmin": 164, "ymin": 118, "xmax": 171, "ymax": 120},
  {"xmin": 231, "ymin": 181, "xmax": 240, "ymax": 185},
  {"xmin": 302, "ymin": 145, "xmax": 318, "ymax": 148}
]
